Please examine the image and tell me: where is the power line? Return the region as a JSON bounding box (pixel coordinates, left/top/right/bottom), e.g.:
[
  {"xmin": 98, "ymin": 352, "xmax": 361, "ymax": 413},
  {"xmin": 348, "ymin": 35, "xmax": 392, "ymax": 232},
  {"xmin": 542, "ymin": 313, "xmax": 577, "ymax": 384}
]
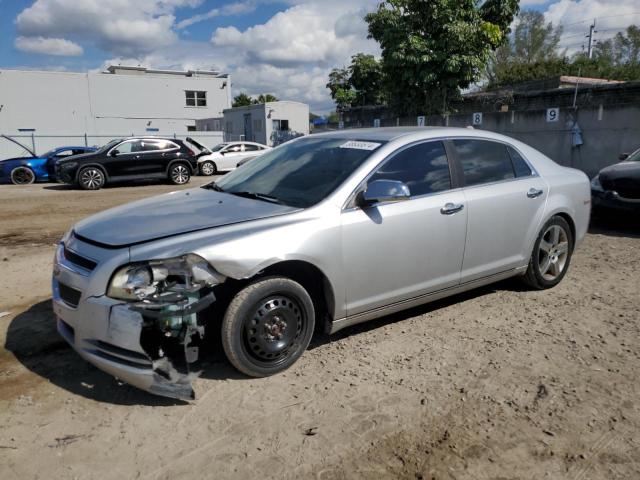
[{"xmin": 559, "ymin": 11, "xmax": 640, "ymax": 29}]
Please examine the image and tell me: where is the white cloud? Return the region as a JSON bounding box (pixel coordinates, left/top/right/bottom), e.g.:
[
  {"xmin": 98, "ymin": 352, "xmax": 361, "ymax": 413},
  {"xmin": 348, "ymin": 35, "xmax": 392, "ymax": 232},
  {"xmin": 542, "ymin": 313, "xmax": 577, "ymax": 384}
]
[
  {"xmin": 14, "ymin": 35, "xmax": 83, "ymax": 56},
  {"xmin": 543, "ymin": 0, "xmax": 640, "ymax": 53},
  {"xmin": 15, "ymin": 0, "xmax": 202, "ymax": 56},
  {"xmin": 176, "ymin": 1, "xmax": 257, "ymax": 29}
]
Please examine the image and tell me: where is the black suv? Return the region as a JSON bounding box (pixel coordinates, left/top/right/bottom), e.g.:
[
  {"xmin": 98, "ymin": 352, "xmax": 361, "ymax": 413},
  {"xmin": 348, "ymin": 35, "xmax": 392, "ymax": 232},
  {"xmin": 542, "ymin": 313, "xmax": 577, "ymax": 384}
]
[{"xmin": 56, "ymin": 137, "xmax": 200, "ymax": 190}]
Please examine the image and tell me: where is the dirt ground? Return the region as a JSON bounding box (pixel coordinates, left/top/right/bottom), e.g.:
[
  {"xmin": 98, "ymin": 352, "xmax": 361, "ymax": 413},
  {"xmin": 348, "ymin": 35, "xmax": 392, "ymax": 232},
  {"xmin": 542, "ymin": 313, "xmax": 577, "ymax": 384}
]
[{"xmin": 0, "ymin": 180, "xmax": 638, "ymax": 480}]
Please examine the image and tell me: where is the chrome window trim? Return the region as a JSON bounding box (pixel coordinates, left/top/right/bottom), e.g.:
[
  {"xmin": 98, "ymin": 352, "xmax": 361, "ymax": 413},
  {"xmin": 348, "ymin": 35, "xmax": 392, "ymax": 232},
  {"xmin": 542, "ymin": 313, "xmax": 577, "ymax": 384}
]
[
  {"xmin": 107, "ymin": 139, "xmax": 180, "ymax": 156},
  {"xmin": 341, "ymin": 135, "xmax": 540, "ymax": 212}
]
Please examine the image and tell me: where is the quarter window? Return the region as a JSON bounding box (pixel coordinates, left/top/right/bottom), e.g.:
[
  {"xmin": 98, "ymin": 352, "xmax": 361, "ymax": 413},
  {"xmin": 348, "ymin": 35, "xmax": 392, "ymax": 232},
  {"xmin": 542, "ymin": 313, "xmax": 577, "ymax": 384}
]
[
  {"xmin": 185, "ymin": 90, "xmax": 207, "ymax": 107},
  {"xmin": 453, "ymin": 139, "xmax": 515, "ymax": 187},
  {"xmin": 369, "ymin": 141, "xmax": 451, "ymax": 196},
  {"xmin": 507, "ymin": 146, "xmax": 533, "ymax": 177},
  {"xmin": 243, "ymin": 144, "xmax": 260, "ymax": 152}
]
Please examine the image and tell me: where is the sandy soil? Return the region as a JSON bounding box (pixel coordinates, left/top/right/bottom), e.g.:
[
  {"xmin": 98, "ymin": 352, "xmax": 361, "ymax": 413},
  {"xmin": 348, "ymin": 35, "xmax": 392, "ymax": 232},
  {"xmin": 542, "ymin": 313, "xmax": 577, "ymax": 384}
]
[{"xmin": 0, "ymin": 181, "xmax": 638, "ymax": 480}]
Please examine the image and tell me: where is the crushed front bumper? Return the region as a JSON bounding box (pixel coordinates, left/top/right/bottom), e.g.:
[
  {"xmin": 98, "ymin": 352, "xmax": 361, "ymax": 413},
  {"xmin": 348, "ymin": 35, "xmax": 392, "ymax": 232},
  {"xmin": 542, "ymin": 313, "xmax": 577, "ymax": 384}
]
[{"xmin": 52, "ymin": 239, "xmax": 213, "ymax": 401}]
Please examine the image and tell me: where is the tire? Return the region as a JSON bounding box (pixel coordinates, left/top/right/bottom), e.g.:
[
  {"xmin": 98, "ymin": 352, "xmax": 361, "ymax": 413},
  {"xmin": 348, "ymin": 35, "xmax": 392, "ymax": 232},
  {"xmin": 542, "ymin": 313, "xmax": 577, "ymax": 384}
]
[
  {"xmin": 199, "ymin": 161, "xmax": 217, "ymax": 176},
  {"xmin": 169, "ymin": 163, "xmax": 191, "ymax": 185},
  {"xmin": 222, "ymin": 277, "xmax": 315, "ymax": 377},
  {"xmin": 522, "ymin": 215, "xmax": 574, "ymax": 290},
  {"xmin": 77, "ymin": 166, "xmax": 105, "ymax": 190},
  {"xmin": 10, "ymin": 166, "xmax": 35, "ymax": 185}
]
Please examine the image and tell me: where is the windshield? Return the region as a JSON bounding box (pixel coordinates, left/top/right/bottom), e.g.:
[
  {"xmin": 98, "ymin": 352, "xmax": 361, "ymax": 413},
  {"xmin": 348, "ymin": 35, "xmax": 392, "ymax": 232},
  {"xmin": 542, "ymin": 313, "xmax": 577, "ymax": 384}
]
[
  {"xmin": 97, "ymin": 139, "xmax": 122, "ymax": 153},
  {"xmin": 627, "ymin": 148, "xmax": 640, "ymax": 162},
  {"xmin": 210, "ymin": 143, "xmax": 228, "ymax": 152},
  {"xmin": 212, "ymin": 137, "xmax": 383, "ymax": 208}
]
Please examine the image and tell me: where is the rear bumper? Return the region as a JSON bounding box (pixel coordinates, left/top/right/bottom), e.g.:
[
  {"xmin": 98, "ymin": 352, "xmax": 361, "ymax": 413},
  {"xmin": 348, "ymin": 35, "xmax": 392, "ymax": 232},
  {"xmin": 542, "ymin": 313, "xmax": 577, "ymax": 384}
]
[{"xmin": 592, "ymin": 189, "xmax": 640, "ymax": 212}]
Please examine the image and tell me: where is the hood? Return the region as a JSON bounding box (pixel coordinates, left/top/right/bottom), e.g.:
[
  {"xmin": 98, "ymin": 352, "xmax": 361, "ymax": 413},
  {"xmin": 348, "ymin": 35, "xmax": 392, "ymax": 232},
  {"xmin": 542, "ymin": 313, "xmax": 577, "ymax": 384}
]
[
  {"xmin": 600, "ymin": 160, "xmax": 640, "ymax": 176},
  {"xmin": 73, "ymin": 187, "xmax": 299, "ymax": 247}
]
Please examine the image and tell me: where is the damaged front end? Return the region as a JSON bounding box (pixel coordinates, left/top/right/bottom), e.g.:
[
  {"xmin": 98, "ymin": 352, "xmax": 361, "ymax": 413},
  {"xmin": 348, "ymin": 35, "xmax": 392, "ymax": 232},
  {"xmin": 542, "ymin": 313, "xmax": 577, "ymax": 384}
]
[{"xmin": 107, "ymin": 254, "xmax": 225, "ymax": 400}]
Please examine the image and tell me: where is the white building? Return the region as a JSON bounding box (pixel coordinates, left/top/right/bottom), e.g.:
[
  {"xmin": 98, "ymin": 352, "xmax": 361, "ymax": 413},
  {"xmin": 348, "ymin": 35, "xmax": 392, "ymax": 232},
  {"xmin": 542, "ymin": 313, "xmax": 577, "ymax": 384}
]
[
  {"xmin": 203, "ymin": 101, "xmax": 309, "ymax": 147},
  {"xmin": 0, "ymin": 65, "xmax": 230, "ymax": 156}
]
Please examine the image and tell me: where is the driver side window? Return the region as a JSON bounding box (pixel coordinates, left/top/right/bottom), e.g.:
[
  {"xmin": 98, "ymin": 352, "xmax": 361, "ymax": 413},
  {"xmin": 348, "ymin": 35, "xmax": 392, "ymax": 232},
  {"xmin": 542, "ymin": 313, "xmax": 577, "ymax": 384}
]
[{"xmin": 369, "ymin": 141, "xmax": 452, "ymax": 197}]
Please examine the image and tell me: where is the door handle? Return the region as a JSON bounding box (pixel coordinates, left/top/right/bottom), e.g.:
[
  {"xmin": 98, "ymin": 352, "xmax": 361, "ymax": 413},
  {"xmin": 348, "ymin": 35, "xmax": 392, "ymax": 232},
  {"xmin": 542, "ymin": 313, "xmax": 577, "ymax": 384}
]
[
  {"xmin": 527, "ymin": 188, "xmax": 544, "ymax": 198},
  {"xmin": 441, "ymin": 203, "xmax": 464, "ymax": 215}
]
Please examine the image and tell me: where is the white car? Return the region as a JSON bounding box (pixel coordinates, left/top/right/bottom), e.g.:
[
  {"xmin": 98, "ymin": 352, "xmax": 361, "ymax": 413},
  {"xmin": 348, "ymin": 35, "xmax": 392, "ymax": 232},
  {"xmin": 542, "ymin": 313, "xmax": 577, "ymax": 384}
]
[{"xmin": 191, "ymin": 140, "xmax": 271, "ymax": 175}]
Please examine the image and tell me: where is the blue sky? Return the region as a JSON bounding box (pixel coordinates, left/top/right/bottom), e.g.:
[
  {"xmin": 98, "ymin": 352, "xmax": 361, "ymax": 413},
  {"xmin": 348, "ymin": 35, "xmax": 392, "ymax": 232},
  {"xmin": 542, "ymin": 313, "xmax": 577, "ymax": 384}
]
[{"xmin": 1, "ymin": 0, "xmax": 638, "ymax": 112}]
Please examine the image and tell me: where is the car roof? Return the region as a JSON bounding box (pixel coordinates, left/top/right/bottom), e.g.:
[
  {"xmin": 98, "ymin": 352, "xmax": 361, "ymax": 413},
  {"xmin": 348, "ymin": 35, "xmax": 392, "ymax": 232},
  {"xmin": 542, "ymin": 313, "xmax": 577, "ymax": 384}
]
[{"xmin": 308, "ymin": 126, "xmax": 517, "ymax": 143}]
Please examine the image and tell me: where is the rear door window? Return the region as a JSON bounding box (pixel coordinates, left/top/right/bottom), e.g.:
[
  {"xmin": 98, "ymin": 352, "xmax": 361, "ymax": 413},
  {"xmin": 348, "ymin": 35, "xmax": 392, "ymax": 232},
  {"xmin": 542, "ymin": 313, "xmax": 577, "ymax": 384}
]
[
  {"xmin": 369, "ymin": 141, "xmax": 451, "ymax": 197},
  {"xmin": 452, "ymin": 139, "xmax": 515, "ymax": 187},
  {"xmin": 243, "ymin": 144, "xmax": 260, "ymax": 152},
  {"xmin": 507, "ymin": 146, "xmax": 533, "ymax": 177}
]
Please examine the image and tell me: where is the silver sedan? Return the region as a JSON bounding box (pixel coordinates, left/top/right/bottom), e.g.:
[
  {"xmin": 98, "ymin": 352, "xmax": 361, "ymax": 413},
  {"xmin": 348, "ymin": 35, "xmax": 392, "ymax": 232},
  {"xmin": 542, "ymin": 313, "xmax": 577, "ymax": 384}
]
[{"xmin": 51, "ymin": 127, "xmax": 591, "ymax": 399}]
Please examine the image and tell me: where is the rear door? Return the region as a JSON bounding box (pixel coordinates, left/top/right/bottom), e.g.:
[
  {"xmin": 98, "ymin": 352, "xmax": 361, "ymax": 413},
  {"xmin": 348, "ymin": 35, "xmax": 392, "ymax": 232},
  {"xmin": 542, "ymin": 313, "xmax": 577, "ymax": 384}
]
[
  {"xmin": 451, "ymin": 139, "xmax": 548, "ymax": 282},
  {"xmin": 341, "ymin": 140, "xmax": 467, "ymax": 315},
  {"xmin": 138, "ymin": 139, "xmax": 179, "ymax": 175}
]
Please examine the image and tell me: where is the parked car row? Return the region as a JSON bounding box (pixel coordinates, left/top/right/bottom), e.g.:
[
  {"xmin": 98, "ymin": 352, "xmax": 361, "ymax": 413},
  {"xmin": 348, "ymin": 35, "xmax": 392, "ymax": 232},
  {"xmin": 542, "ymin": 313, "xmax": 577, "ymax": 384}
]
[{"xmin": 0, "ymin": 135, "xmax": 271, "ymax": 189}]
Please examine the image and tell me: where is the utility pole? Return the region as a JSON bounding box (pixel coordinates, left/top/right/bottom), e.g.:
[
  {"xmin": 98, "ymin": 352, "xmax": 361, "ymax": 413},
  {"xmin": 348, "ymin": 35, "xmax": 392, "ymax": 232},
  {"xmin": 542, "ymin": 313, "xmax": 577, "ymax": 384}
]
[{"xmin": 587, "ymin": 19, "xmax": 596, "ymax": 59}]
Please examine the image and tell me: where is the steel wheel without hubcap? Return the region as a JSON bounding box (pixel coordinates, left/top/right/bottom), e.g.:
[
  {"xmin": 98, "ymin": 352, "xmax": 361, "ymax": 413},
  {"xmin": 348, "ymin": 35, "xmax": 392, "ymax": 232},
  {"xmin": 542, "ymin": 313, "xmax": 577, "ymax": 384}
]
[
  {"xmin": 537, "ymin": 224, "xmax": 569, "ymax": 281},
  {"xmin": 243, "ymin": 295, "xmax": 304, "ymax": 367},
  {"xmin": 199, "ymin": 161, "xmax": 216, "ymax": 176},
  {"xmin": 170, "ymin": 164, "xmax": 190, "ymax": 184},
  {"xmin": 10, "ymin": 167, "xmax": 35, "ymax": 185},
  {"xmin": 79, "ymin": 167, "xmax": 104, "ymax": 190}
]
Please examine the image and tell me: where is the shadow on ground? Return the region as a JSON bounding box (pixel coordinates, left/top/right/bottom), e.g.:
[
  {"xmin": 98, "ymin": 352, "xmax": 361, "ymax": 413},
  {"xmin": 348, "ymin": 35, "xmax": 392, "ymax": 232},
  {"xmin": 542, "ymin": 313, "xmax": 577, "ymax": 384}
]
[{"xmin": 589, "ymin": 211, "xmax": 640, "ymax": 238}]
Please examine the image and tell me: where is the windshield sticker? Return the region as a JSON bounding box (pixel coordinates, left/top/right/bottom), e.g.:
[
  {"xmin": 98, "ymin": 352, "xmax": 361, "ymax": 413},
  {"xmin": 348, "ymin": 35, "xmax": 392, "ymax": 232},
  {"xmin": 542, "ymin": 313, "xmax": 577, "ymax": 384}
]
[{"xmin": 339, "ymin": 141, "xmax": 381, "ymax": 151}]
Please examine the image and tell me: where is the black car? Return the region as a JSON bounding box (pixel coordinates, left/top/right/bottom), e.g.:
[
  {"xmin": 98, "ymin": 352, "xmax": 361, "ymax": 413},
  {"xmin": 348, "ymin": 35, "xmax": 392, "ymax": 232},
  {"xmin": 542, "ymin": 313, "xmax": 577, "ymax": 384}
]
[
  {"xmin": 56, "ymin": 137, "xmax": 199, "ymax": 190},
  {"xmin": 591, "ymin": 148, "xmax": 640, "ymax": 213}
]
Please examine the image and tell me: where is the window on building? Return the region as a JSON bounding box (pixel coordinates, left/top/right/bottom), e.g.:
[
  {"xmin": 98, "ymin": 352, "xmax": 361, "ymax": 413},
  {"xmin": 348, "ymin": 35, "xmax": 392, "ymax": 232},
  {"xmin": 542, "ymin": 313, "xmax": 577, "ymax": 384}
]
[
  {"xmin": 452, "ymin": 139, "xmax": 515, "ymax": 187},
  {"xmin": 369, "ymin": 141, "xmax": 451, "ymax": 197},
  {"xmin": 272, "ymin": 119, "xmax": 289, "ymax": 131},
  {"xmin": 185, "ymin": 90, "xmax": 207, "ymax": 107},
  {"xmin": 187, "ymin": 125, "xmax": 197, "ymax": 132}
]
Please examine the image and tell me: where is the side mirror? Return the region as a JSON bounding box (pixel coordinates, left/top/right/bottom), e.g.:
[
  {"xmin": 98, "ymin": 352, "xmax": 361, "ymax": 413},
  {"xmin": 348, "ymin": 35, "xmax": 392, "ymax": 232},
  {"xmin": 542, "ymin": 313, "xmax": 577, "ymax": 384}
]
[
  {"xmin": 356, "ymin": 179, "xmax": 411, "ymax": 207},
  {"xmin": 619, "ymin": 153, "xmax": 630, "ymax": 161},
  {"xmin": 110, "ymin": 149, "xmax": 119, "ymax": 157}
]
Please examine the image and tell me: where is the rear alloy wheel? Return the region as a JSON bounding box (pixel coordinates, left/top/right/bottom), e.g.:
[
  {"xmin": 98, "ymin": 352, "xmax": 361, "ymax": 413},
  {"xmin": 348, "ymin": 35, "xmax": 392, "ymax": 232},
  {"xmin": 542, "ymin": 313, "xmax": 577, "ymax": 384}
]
[
  {"xmin": 10, "ymin": 166, "xmax": 35, "ymax": 185},
  {"xmin": 523, "ymin": 216, "xmax": 573, "ymax": 289},
  {"xmin": 222, "ymin": 277, "xmax": 315, "ymax": 377},
  {"xmin": 78, "ymin": 167, "xmax": 105, "ymax": 190},
  {"xmin": 199, "ymin": 161, "xmax": 217, "ymax": 176},
  {"xmin": 169, "ymin": 163, "xmax": 191, "ymax": 185}
]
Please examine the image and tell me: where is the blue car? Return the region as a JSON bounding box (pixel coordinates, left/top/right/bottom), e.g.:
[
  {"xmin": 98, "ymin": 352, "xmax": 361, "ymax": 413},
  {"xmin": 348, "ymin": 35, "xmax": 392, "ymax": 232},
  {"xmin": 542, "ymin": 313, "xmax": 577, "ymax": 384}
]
[{"xmin": 0, "ymin": 136, "xmax": 96, "ymax": 184}]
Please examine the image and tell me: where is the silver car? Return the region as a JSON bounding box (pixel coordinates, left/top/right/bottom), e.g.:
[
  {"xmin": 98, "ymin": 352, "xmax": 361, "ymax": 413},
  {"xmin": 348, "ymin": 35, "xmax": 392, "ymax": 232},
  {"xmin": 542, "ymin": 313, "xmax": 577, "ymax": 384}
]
[{"xmin": 52, "ymin": 127, "xmax": 591, "ymax": 400}]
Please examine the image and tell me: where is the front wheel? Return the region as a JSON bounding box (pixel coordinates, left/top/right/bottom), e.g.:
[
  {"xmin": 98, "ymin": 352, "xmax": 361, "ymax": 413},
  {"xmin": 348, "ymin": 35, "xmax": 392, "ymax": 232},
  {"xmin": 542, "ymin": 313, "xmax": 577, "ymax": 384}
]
[
  {"xmin": 221, "ymin": 277, "xmax": 315, "ymax": 377},
  {"xmin": 78, "ymin": 167, "xmax": 105, "ymax": 190},
  {"xmin": 10, "ymin": 166, "xmax": 35, "ymax": 185},
  {"xmin": 169, "ymin": 163, "xmax": 191, "ymax": 185},
  {"xmin": 523, "ymin": 216, "xmax": 574, "ymax": 289},
  {"xmin": 199, "ymin": 161, "xmax": 217, "ymax": 176}
]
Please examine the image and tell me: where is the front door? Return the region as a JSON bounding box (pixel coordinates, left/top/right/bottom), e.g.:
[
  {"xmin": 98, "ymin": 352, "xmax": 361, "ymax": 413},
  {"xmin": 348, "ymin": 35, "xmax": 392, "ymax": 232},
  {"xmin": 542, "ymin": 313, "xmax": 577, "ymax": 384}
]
[{"xmin": 341, "ymin": 140, "xmax": 467, "ymax": 316}]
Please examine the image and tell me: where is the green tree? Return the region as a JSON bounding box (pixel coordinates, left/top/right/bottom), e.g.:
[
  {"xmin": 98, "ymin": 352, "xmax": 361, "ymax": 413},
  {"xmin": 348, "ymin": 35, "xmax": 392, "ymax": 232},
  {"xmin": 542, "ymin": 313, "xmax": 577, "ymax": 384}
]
[
  {"xmin": 487, "ymin": 9, "xmax": 562, "ymax": 86},
  {"xmin": 253, "ymin": 93, "xmax": 279, "ymax": 104},
  {"xmin": 513, "ymin": 10, "xmax": 562, "ymax": 64},
  {"xmin": 349, "ymin": 53, "xmax": 384, "ymax": 106},
  {"xmin": 365, "ymin": 0, "xmax": 519, "ymax": 115},
  {"xmin": 232, "ymin": 92, "xmax": 253, "ymax": 107},
  {"xmin": 326, "ymin": 66, "xmax": 356, "ymax": 111},
  {"xmin": 595, "ymin": 25, "xmax": 640, "ymax": 65}
]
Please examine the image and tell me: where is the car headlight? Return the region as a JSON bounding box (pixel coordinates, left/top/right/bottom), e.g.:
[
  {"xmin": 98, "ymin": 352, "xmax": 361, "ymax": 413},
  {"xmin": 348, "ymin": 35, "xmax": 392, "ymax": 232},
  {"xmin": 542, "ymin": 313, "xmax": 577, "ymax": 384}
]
[
  {"xmin": 590, "ymin": 174, "xmax": 603, "ymax": 191},
  {"xmin": 107, "ymin": 253, "xmax": 225, "ymax": 301}
]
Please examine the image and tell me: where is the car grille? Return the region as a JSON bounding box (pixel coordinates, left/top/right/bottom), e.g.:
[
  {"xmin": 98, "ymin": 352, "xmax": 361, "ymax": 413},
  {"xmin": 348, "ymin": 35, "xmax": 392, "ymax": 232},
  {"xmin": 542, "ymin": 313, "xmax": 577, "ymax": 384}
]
[
  {"xmin": 63, "ymin": 245, "xmax": 97, "ymax": 271},
  {"xmin": 58, "ymin": 282, "xmax": 82, "ymax": 308},
  {"xmin": 85, "ymin": 340, "xmax": 152, "ymax": 369}
]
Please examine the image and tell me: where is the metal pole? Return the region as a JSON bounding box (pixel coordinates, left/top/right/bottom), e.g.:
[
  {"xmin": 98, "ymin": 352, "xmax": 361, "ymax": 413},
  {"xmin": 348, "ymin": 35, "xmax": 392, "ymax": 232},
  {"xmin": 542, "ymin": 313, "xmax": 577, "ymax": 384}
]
[
  {"xmin": 31, "ymin": 132, "xmax": 36, "ymax": 154},
  {"xmin": 587, "ymin": 20, "xmax": 596, "ymax": 59}
]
